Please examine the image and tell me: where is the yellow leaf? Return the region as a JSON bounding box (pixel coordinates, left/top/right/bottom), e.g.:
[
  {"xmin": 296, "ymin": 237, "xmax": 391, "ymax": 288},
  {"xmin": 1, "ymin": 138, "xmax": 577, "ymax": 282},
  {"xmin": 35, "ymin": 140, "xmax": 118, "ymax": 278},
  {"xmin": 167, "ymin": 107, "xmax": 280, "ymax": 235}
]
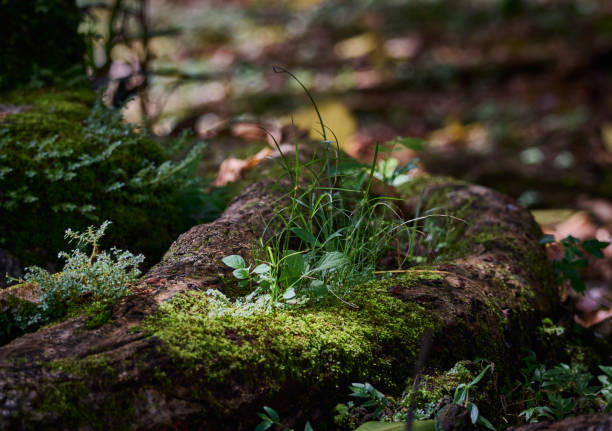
[
  {"xmin": 334, "ymin": 33, "xmax": 377, "ymax": 59},
  {"xmin": 601, "ymin": 123, "xmax": 612, "ymax": 153},
  {"xmin": 285, "ymin": 100, "xmax": 357, "ymax": 149}
]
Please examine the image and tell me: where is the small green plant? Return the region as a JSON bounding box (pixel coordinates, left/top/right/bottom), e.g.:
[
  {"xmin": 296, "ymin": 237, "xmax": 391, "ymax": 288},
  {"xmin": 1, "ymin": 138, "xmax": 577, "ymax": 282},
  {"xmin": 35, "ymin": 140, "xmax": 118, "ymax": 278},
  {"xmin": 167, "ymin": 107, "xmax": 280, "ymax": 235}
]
[
  {"xmin": 445, "ymin": 363, "xmax": 495, "ymax": 430},
  {"xmin": 255, "ymin": 406, "xmax": 313, "ymax": 431},
  {"xmin": 334, "ymin": 382, "xmax": 393, "ymax": 429},
  {"xmin": 348, "ymin": 382, "xmax": 389, "ymax": 420},
  {"xmin": 221, "ymin": 70, "xmax": 432, "ymax": 310},
  {"xmin": 539, "ymin": 235, "xmax": 609, "ymax": 293},
  {"xmin": 15, "ymin": 221, "xmax": 143, "ymax": 327},
  {"xmin": 517, "ymin": 351, "xmax": 611, "ymax": 422},
  {"xmin": 0, "ymin": 89, "xmax": 223, "ymax": 275},
  {"xmin": 222, "ymin": 254, "xmax": 273, "ymax": 291}
]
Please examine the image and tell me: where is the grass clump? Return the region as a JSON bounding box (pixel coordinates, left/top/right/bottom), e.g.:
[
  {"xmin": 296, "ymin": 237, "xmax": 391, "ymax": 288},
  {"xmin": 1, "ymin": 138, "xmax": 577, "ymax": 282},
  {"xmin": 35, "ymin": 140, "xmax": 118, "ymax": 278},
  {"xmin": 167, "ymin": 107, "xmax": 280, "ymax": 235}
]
[{"xmin": 222, "ymin": 70, "xmax": 428, "ymax": 310}]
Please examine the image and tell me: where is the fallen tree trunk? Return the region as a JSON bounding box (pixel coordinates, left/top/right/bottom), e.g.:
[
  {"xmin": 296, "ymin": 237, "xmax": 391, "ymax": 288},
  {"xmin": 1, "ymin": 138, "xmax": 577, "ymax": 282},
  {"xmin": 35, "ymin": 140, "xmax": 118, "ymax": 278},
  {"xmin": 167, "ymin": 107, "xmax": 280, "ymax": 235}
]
[
  {"xmin": 0, "ymin": 169, "xmax": 557, "ymax": 430},
  {"xmin": 507, "ymin": 413, "xmax": 612, "ymax": 431}
]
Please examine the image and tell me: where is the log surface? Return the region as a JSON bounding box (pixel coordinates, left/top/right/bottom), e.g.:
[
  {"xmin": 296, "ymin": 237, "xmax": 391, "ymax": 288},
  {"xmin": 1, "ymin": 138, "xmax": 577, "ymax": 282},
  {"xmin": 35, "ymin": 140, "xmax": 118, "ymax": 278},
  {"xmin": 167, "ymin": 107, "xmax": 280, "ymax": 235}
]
[{"xmin": 0, "ymin": 175, "xmax": 557, "ymax": 430}]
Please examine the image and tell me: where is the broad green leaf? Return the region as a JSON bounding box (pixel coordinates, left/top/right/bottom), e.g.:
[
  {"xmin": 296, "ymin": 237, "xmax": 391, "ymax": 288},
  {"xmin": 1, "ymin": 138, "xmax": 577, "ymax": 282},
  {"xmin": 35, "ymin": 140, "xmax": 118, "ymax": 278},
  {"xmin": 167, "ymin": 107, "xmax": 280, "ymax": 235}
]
[
  {"xmin": 599, "ymin": 365, "xmax": 612, "ymax": 377},
  {"xmin": 262, "ymin": 406, "xmax": 279, "ymax": 422},
  {"xmin": 253, "ymin": 264, "xmax": 271, "ymax": 274},
  {"xmin": 254, "ymin": 421, "xmax": 273, "ymax": 431},
  {"xmin": 308, "ymin": 279, "xmax": 327, "ymax": 296},
  {"xmin": 468, "ymin": 402, "xmax": 479, "ymax": 424},
  {"xmin": 283, "ymin": 287, "xmax": 296, "ymax": 300},
  {"xmin": 222, "ymin": 255, "xmax": 245, "ymax": 269},
  {"xmin": 313, "ymin": 251, "xmax": 348, "ymax": 273},
  {"xmin": 280, "ymin": 251, "xmax": 305, "ymax": 288},
  {"xmin": 232, "ymin": 268, "xmax": 250, "ymax": 280},
  {"xmin": 291, "ymin": 228, "xmax": 320, "ymax": 247},
  {"xmin": 355, "ymin": 420, "xmax": 435, "ymax": 431},
  {"xmin": 476, "ymin": 415, "xmax": 496, "ymax": 430},
  {"xmin": 304, "ymin": 421, "xmax": 314, "ymax": 431},
  {"xmin": 453, "ymin": 386, "xmax": 467, "ymax": 405}
]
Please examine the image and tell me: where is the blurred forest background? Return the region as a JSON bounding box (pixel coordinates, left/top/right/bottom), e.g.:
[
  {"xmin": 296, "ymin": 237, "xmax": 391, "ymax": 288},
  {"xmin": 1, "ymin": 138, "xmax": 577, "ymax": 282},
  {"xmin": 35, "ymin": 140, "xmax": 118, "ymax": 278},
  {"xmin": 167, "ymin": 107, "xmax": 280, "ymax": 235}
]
[
  {"xmin": 2, "ymin": 0, "xmax": 611, "ymax": 331},
  {"xmin": 79, "ymin": 0, "xmax": 612, "ymax": 328},
  {"xmin": 83, "ymin": 0, "xmax": 612, "ymax": 205}
]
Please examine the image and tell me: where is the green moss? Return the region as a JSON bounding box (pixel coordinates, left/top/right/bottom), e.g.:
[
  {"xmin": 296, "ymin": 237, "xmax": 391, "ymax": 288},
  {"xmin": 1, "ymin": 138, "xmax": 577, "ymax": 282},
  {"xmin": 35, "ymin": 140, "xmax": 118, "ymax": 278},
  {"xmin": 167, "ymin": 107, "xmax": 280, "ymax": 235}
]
[
  {"xmin": 396, "ymin": 174, "xmax": 459, "ymax": 200},
  {"xmin": 48, "ymin": 354, "xmax": 114, "ymax": 377},
  {"xmin": 37, "ymin": 379, "xmax": 133, "ymax": 431},
  {"xmin": 217, "ymin": 275, "xmax": 252, "ymax": 299},
  {"xmin": 82, "ymin": 301, "xmax": 113, "ymax": 329},
  {"xmin": 0, "ymin": 290, "xmax": 39, "ymax": 344},
  {"xmin": 402, "ymin": 361, "xmax": 474, "ymax": 411},
  {"xmin": 0, "ymin": 87, "xmax": 223, "ymax": 271},
  {"xmin": 144, "ymin": 274, "xmax": 441, "ymax": 395},
  {"xmin": 39, "ymin": 354, "xmax": 135, "ymax": 430}
]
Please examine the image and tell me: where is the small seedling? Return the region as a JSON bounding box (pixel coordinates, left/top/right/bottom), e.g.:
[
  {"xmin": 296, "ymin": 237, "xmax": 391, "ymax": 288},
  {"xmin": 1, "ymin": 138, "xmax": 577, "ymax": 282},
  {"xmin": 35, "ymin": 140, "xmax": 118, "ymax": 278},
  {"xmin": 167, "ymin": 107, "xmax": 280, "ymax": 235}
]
[
  {"xmin": 446, "ymin": 364, "xmax": 495, "ymax": 430},
  {"xmin": 349, "ymin": 382, "xmax": 389, "ymax": 420}
]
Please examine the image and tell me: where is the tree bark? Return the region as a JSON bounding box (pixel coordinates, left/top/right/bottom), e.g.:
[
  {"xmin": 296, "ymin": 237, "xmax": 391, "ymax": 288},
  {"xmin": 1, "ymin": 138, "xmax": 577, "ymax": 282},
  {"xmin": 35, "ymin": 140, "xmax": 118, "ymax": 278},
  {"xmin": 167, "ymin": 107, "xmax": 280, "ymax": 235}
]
[
  {"xmin": 0, "ymin": 172, "xmax": 557, "ymax": 430},
  {"xmin": 507, "ymin": 414, "xmax": 612, "ymax": 431}
]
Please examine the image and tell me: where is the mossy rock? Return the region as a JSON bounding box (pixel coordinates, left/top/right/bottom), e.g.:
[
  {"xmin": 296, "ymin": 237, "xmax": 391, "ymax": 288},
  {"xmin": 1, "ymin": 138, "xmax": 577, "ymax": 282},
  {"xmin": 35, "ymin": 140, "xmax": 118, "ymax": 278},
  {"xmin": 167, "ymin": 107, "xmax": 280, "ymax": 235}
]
[{"xmin": 0, "ymin": 87, "xmax": 223, "ymax": 276}]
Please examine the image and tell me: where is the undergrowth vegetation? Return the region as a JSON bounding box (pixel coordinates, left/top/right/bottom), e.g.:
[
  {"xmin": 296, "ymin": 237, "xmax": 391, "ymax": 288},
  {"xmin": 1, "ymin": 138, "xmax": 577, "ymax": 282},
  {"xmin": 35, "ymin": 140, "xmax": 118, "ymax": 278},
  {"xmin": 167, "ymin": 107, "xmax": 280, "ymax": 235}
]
[
  {"xmin": 2, "ymin": 221, "xmax": 141, "ymax": 341},
  {"xmin": 0, "ymin": 88, "xmax": 224, "ymax": 272},
  {"xmin": 222, "ymin": 71, "xmax": 433, "ymax": 311}
]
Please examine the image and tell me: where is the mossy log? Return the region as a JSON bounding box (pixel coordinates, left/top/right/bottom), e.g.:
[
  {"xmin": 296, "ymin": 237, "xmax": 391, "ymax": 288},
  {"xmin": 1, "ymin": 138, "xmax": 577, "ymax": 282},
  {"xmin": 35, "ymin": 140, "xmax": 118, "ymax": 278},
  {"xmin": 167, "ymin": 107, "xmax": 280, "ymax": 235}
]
[
  {"xmin": 507, "ymin": 413, "xmax": 612, "ymax": 431},
  {"xmin": 0, "ymin": 170, "xmax": 558, "ymax": 430}
]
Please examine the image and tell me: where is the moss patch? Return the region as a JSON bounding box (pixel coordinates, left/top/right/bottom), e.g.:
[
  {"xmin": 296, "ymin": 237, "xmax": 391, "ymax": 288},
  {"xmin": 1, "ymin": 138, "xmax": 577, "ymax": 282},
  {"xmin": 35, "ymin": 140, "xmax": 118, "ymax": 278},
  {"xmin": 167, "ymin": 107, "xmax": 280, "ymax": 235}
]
[
  {"xmin": 0, "ymin": 87, "xmax": 223, "ymax": 271},
  {"xmin": 144, "ymin": 274, "xmax": 441, "ymax": 394}
]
